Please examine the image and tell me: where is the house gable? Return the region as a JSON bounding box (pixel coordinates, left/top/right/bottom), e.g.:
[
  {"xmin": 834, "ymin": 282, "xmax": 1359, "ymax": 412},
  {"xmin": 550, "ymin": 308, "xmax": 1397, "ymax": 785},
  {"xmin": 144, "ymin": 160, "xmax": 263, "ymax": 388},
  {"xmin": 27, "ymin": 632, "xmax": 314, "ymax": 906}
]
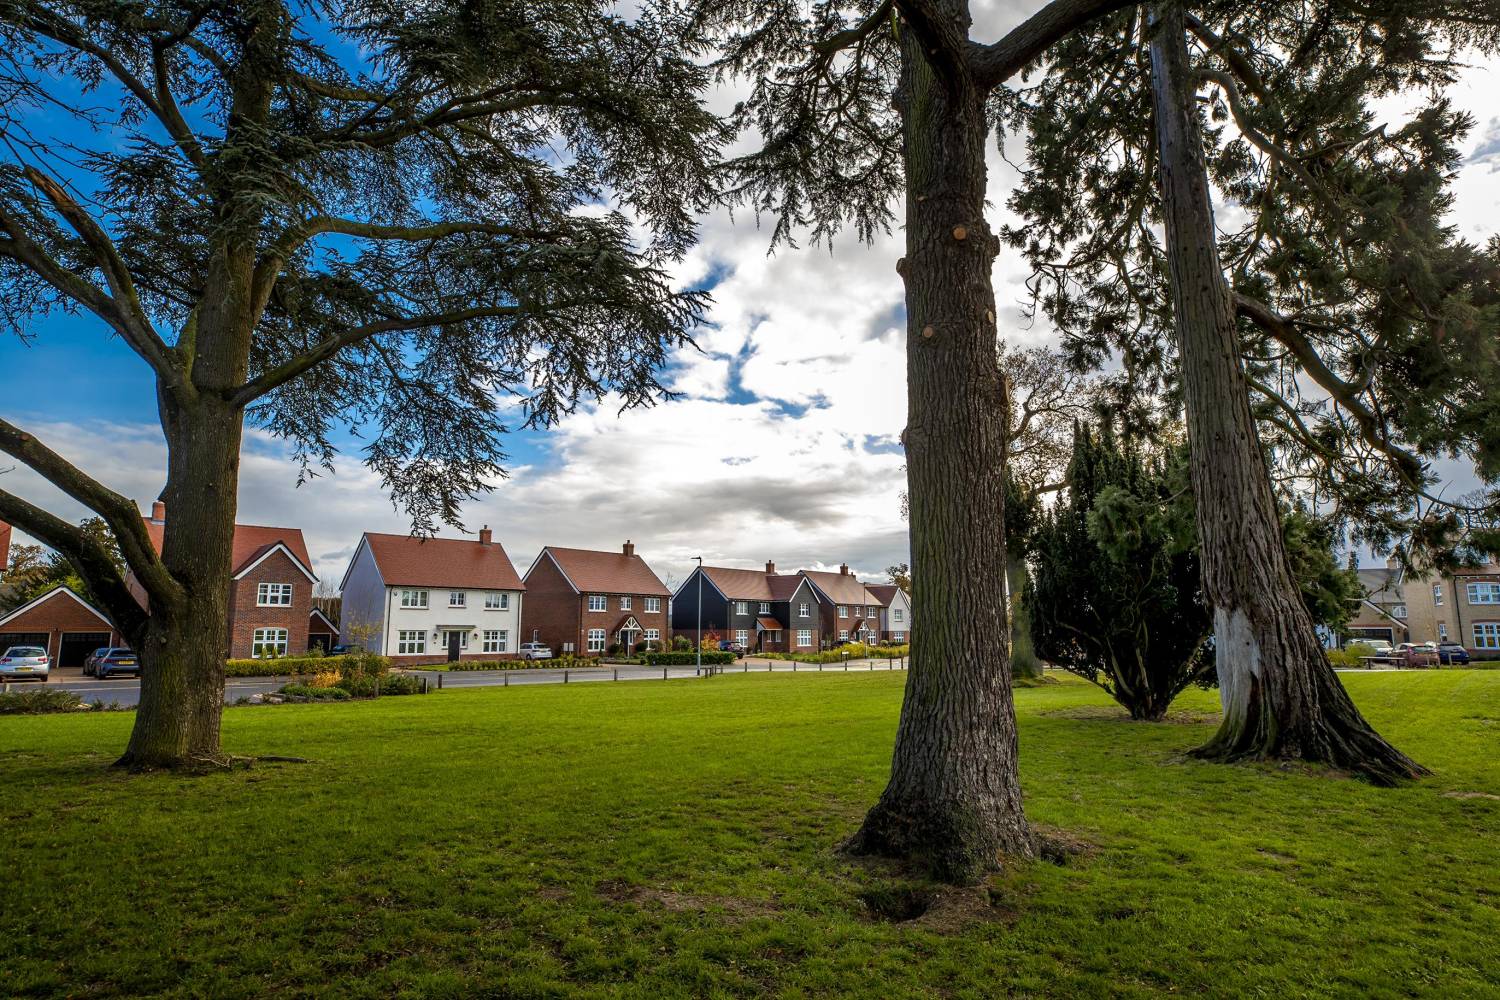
[{"xmin": 0, "ymin": 585, "xmax": 114, "ymax": 630}]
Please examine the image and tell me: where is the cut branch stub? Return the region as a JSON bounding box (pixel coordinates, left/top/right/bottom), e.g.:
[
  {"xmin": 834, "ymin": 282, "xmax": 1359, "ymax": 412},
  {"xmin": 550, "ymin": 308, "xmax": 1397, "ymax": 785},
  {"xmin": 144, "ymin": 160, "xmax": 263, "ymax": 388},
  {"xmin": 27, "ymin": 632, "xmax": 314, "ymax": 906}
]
[
  {"xmin": 952, "ymin": 225, "xmax": 968, "ymax": 241},
  {"xmin": 921, "ymin": 325, "xmax": 936, "ymax": 339}
]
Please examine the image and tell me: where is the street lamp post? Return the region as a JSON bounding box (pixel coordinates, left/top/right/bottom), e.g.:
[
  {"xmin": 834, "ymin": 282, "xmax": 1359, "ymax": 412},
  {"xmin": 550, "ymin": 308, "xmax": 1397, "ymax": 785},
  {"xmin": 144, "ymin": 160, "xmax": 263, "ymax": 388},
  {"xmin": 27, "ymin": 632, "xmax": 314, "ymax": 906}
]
[{"xmin": 695, "ymin": 556, "xmax": 703, "ymax": 676}]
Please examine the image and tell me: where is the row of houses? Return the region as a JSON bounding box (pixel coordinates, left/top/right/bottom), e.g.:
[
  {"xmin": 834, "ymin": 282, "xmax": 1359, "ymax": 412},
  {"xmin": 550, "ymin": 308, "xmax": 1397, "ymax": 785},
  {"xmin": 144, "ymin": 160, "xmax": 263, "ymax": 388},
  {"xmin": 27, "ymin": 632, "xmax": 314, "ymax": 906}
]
[
  {"xmin": 0, "ymin": 504, "xmax": 912, "ymax": 667},
  {"xmin": 1347, "ymin": 556, "xmax": 1500, "ymax": 650}
]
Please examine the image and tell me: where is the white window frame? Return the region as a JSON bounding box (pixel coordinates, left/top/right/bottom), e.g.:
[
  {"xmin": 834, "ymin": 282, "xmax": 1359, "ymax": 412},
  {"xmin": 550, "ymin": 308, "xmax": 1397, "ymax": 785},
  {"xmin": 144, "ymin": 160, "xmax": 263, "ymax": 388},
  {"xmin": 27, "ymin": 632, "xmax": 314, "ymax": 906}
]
[
  {"xmin": 1438, "ymin": 623, "xmax": 1449, "ymax": 640},
  {"xmin": 440, "ymin": 629, "xmax": 469, "ymax": 650},
  {"xmin": 767, "ymin": 630, "xmax": 781, "ymax": 643},
  {"xmin": 482, "ymin": 629, "xmax": 507, "ymax": 654},
  {"xmin": 838, "ymin": 605, "xmax": 848, "ymax": 618},
  {"xmin": 449, "ymin": 591, "xmax": 467, "ymax": 608},
  {"xmin": 620, "ymin": 595, "xmax": 631, "ymax": 610},
  {"xmin": 734, "ymin": 601, "xmax": 748, "ymax": 615},
  {"xmin": 485, "ymin": 592, "xmax": 509, "ymax": 611},
  {"xmin": 893, "ymin": 632, "xmax": 905, "ymax": 642},
  {"xmin": 400, "ymin": 589, "xmax": 429, "ymax": 609},
  {"xmin": 839, "ymin": 629, "xmax": 849, "ymax": 641},
  {"xmin": 644, "ymin": 597, "xmax": 661, "ymax": 613},
  {"xmin": 734, "ymin": 629, "xmax": 749, "ymax": 646},
  {"xmin": 397, "ymin": 630, "xmax": 426, "ymax": 654},
  {"xmin": 251, "ymin": 628, "xmax": 289, "ymax": 658},
  {"xmin": 894, "ymin": 608, "xmax": 904, "ymax": 623},
  {"xmin": 256, "ymin": 582, "xmax": 293, "ymax": 607},
  {"xmin": 588, "ymin": 594, "xmax": 607, "ymax": 612},
  {"xmin": 643, "ymin": 628, "xmax": 660, "ymax": 641},
  {"xmin": 796, "ymin": 629, "xmax": 812, "ymax": 648},
  {"xmin": 1468, "ymin": 583, "xmax": 1500, "ymax": 605},
  {"xmin": 1392, "ymin": 604, "xmax": 1408, "ymax": 619},
  {"xmin": 1474, "ymin": 622, "xmax": 1500, "ymax": 650},
  {"xmin": 1432, "ymin": 583, "xmax": 1444, "ymax": 607},
  {"xmin": 586, "ymin": 628, "xmax": 606, "ymax": 652},
  {"xmin": 759, "ymin": 602, "xmax": 771, "ymax": 614},
  {"xmin": 798, "ymin": 603, "xmax": 809, "ymax": 618}
]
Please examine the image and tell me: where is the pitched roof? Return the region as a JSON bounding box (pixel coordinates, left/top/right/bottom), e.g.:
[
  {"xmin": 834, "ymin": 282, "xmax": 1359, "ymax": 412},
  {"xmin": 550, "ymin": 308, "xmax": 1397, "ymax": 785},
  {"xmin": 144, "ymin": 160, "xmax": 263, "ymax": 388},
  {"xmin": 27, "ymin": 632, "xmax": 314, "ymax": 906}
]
[
  {"xmin": 142, "ymin": 518, "xmax": 315, "ymax": 579},
  {"xmin": 1356, "ymin": 567, "xmax": 1402, "ymax": 603},
  {"xmin": 767, "ymin": 574, "xmax": 809, "ymax": 601},
  {"xmin": 309, "ymin": 607, "xmax": 338, "ymax": 632},
  {"xmin": 534, "ymin": 546, "xmax": 670, "ymax": 597},
  {"xmin": 0, "ymin": 585, "xmax": 113, "ymax": 629},
  {"xmin": 700, "ymin": 565, "xmax": 775, "ymax": 601},
  {"xmin": 362, "ymin": 532, "xmax": 525, "ymax": 591},
  {"xmin": 756, "ymin": 615, "xmax": 783, "ymax": 631},
  {"xmin": 799, "ymin": 569, "xmax": 879, "ymax": 607},
  {"xmin": 865, "ymin": 584, "xmax": 904, "ymax": 606}
]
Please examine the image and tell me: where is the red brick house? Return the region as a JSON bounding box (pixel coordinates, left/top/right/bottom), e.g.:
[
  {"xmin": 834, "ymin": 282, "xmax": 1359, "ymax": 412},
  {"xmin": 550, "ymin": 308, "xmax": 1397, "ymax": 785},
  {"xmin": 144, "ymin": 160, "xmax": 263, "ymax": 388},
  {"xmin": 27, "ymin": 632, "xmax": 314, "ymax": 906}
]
[
  {"xmin": 308, "ymin": 607, "xmax": 339, "ymax": 652},
  {"xmin": 136, "ymin": 501, "xmax": 318, "ymax": 659},
  {"xmin": 0, "ymin": 585, "xmax": 122, "ymax": 667},
  {"xmin": 521, "ymin": 541, "xmax": 671, "ymax": 655},
  {"xmin": 798, "ymin": 566, "xmax": 884, "ymax": 646}
]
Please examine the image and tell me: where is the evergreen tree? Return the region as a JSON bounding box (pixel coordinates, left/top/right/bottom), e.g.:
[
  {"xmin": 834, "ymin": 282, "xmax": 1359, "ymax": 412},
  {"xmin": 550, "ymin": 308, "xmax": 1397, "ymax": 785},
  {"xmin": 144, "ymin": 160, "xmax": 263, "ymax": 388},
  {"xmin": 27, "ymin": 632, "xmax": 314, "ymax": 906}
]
[
  {"xmin": 0, "ymin": 0, "xmax": 724, "ymax": 767},
  {"xmin": 689, "ymin": 0, "xmax": 1144, "ymax": 881},
  {"xmin": 1028, "ymin": 422, "xmax": 1212, "ymax": 719},
  {"xmin": 999, "ymin": 1, "xmax": 1499, "ymax": 781}
]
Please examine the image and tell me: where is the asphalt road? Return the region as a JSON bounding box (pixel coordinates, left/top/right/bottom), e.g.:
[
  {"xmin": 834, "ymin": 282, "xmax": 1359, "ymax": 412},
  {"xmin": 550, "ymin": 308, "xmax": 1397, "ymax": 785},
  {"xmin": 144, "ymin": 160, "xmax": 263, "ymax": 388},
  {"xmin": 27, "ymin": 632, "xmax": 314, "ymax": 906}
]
[{"xmin": 9, "ymin": 656, "xmax": 910, "ymax": 707}]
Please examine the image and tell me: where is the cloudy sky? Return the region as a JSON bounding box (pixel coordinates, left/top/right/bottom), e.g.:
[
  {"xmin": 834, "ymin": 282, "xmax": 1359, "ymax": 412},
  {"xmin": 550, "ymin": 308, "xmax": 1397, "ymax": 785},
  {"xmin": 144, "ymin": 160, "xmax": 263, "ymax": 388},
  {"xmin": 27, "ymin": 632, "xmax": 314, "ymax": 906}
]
[{"xmin": 2, "ymin": 4, "xmax": 1497, "ymax": 590}]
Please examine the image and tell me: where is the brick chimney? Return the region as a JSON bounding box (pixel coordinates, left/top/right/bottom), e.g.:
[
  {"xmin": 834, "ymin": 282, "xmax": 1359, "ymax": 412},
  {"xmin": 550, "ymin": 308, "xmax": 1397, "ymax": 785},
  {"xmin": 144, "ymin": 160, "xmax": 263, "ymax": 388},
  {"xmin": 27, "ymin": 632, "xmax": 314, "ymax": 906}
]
[
  {"xmin": 478, "ymin": 525, "xmax": 492, "ymax": 546},
  {"xmin": 623, "ymin": 540, "xmax": 635, "ymax": 557},
  {"xmin": 150, "ymin": 500, "xmax": 167, "ymax": 522},
  {"xmin": 839, "ymin": 563, "xmax": 850, "ymax": 576},
  {"xmin": 765, "ymin": 560, "xmax": 776, "ymax": 575}
]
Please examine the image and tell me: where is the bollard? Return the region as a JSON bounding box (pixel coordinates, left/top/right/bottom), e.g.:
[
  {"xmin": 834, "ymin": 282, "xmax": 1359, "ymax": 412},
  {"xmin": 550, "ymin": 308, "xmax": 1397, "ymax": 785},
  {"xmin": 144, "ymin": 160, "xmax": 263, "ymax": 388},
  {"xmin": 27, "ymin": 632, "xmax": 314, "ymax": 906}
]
[
  {"xmin": 565, "ymin": 669, "xmax": 569, "ymax": 684},
  {"xmin": 793, "ymin": 662, "xmax": 797, "ymax": 672},
  {"xmin": 663, "ymin": 666, "xmax": 668, "ymax": 680},
  {"xmin": 614, "ymin": 668, "xmax": 618, "ymax": 681},
  {"xmin": 504, "ymin": 671, "xmax": 509, "ymax": 687},
  {"xmin": 419, "ymin": 676, "xmax": 426, "ymax": 694},
  {"xmin": 437, "ymin": 673, "xmax": 442, "ymax": 690},
  {"xmin": 768, "ymin": 662, "xmax": 772, "ymax": 672}
]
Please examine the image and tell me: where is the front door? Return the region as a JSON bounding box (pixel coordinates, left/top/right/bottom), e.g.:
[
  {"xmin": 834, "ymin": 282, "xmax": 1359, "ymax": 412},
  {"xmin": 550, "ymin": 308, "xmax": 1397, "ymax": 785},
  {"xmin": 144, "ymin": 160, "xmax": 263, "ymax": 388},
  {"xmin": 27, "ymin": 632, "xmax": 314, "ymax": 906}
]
[{"xmin": 446, "ymin": 630, "xmax": 461, "ymax": 662}]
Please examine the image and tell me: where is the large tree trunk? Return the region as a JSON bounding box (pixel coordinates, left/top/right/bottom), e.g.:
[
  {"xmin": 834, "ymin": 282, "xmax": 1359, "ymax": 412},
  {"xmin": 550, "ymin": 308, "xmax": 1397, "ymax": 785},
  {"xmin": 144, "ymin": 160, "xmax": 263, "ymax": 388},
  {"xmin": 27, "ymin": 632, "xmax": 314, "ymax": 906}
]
[
  {"xmin": 846, "ymin": 29, "xmax": 1033, "ymax": 884},
  {"xmin": 118, "ymin": 394, "xmax": 244, "ymax": 769},
  {"xmin": 1147, "ymin": 3, "xmax": 1425, "ymax": 785}
]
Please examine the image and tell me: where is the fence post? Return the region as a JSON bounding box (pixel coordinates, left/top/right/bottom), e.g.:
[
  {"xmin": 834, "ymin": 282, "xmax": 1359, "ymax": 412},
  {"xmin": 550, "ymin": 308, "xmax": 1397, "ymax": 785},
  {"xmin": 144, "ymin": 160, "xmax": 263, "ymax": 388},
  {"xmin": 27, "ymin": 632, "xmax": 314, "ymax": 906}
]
[
  {"xmin": 663, "ymin": 666, "xmax": 668, "ymax": 680},
  {"xmin": 504, "ymin": 671, "xmax": 509, "ymax": 687},
  {"xmin": 565, "ymin": 669, "xmax": 569, "ymax": 684},
  {"xmin": 614, "ymin": 668, "xmax": 618, "ymax": 681},
  {"xmin": 437, "ymin": 672, "xmax": 442, "ymax": 690},
  {"xmin": 419, "ymin": 676, "xmax": 425, "ymax": 695}
]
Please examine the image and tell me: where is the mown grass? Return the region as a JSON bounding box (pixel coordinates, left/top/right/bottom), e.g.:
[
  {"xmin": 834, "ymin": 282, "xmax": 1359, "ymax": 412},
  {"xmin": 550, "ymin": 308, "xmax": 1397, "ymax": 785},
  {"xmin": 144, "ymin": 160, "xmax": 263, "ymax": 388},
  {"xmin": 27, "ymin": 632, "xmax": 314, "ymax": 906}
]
[{"xmin": 1, "ymin": 671, "xmax": 1497, "ymax": 998}]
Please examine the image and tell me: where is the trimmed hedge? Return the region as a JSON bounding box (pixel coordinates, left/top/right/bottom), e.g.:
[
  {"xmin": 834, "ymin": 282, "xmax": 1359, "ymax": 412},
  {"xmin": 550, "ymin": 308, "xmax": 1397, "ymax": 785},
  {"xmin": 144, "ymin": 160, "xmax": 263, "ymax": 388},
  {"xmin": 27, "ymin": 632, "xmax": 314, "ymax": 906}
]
[
  {"xmin": 642, "ymin": 651, "xmax": 735, "ymax": 666},
  {"xmin": 278, "ymin": 684, "xmax": 351, "ymax": 701},
  {"xmin": 225, "ymin": 654, "xmax": 389, "ymax": 678},
  {"xmin": 0, "ymin": 688, "xmax": 86, "ymax": 714},
  {"xmin": 441, "ymin": 654, "xmax": 600, "ymax": 671}
]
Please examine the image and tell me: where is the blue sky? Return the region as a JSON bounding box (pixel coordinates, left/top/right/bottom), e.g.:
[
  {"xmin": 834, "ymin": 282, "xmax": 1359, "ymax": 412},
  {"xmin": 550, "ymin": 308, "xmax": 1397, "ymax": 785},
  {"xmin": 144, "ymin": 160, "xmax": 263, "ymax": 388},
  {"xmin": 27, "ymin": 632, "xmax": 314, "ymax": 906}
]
[{"xmin": 2, "ymin": 3, "xmax": 1497, "ymax": 589}]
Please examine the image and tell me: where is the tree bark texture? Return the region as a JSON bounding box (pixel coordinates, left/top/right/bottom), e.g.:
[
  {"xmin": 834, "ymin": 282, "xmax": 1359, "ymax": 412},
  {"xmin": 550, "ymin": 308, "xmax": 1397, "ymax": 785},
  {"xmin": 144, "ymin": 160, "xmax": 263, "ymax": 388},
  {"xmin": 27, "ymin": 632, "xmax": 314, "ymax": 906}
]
[
  {"xmin": 847, "ymin": 23, "xmax": 1034, "ymax": 883},
  {"xmin": 1147, "ymin": 3, "xmax": 1425, "ymax": 785}
]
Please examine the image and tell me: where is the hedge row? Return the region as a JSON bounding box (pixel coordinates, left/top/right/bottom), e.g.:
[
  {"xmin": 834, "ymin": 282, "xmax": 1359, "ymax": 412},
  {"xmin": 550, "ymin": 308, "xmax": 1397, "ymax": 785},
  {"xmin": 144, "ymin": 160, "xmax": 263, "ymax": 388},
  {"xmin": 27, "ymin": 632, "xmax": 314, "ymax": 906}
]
[
  {"xmin": 642, "ymin": 651, "xmax": 735, "ymax": 666},
  {"xmin": 225, "ymin": 654, "xmax": 388, "ymax": 677}
]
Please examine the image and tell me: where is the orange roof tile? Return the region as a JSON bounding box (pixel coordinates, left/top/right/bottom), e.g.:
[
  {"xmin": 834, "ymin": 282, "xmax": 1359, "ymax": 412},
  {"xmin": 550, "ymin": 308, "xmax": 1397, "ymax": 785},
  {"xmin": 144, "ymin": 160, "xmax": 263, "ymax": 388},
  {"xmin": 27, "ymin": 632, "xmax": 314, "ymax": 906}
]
[
  {"xmin": 364, "ymin": 532, "xmax": 524, "ymax": 590},
  {"xmin": 536, "ymin": 546, "xmax": 670, "ymax": 597}
]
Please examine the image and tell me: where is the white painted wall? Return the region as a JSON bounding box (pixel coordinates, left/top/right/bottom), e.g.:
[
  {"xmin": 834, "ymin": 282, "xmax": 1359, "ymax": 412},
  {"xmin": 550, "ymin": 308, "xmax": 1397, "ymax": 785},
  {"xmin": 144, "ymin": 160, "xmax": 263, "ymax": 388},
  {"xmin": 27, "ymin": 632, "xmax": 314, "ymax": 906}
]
[
  {"xmin": 382, "ymin": 586, "xmax": 524, "ymax": 656},
  {"xmin": 882, "ymin": 590, "xmax": 912, "ymax": 638}
]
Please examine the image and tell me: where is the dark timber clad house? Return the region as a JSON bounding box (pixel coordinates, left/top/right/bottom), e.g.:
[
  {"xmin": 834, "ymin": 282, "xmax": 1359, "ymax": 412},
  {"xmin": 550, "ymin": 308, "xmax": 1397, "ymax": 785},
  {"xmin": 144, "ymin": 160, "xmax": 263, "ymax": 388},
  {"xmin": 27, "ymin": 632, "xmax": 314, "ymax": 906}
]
[{"xmin": 671, "ymin": 561, "xmax": 824, "ymax": 653}]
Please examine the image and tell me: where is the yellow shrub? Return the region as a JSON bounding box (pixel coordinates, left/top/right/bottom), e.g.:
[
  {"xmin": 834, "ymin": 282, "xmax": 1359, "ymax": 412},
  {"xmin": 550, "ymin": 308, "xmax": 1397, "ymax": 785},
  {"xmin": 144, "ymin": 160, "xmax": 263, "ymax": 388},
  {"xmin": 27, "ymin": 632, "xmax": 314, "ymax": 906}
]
[{"xmin": 308, "ymin": 670, "xmax": 341, "ymax": 689}]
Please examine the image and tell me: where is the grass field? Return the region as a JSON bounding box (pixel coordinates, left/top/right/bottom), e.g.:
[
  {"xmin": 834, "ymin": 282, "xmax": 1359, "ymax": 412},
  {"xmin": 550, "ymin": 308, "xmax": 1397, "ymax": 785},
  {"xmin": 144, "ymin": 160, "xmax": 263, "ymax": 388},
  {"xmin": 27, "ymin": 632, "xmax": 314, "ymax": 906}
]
[{"xmin": 2, "ymin": 671, "xmax": 1497, "ymax": 998}]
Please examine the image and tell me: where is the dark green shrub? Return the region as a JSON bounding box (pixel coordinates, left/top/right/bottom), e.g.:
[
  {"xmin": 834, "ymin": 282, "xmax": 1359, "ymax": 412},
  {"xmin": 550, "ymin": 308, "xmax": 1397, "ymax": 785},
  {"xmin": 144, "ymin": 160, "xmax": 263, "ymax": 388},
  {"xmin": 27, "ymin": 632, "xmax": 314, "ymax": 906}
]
[
  {"xmin": 225, "ymin": 654, "xmax": 388, "ymax": 678},
  {"xmin": 642, "ymin": 651, "xmax": 734, "ymax": 666},
  {"xmin": 0, "ymin": 688, "xmax": 85, "ymax": 714},
  {"xmin": 378, "ymin": 673, "xmax": 423, "ymax": 695},
  {"xmin": 672, "ymin": 635, "xmax": 692, "ymax": 651},
  {"xmin": 278, "ymin": 684, "xmax": 350, "ymax": 700}
]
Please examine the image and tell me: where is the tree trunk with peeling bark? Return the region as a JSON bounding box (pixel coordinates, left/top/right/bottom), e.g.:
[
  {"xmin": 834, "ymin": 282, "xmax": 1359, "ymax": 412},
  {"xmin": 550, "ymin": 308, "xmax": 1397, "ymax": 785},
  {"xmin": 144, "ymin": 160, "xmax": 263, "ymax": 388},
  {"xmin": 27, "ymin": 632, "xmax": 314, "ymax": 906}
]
[
  {"xmin": 1147, "ymin": 2, "xmax": 1425, "ymax": 785},
  {"xmin": 845, "ymin": 27, "xmax": 1034, "ymax": 883}
]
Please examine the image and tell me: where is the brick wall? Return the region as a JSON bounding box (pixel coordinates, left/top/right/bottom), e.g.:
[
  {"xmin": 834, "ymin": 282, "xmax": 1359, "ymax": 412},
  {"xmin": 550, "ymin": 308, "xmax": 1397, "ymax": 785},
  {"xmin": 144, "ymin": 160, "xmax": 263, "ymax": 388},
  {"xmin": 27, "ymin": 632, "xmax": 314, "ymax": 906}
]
[
  {"xmin": 0, "ymin": 589, "xmax": 118, "ymax": 661},
  {"xmin": 519, "ymin": 554, "xmax": 582, "ymax": 654},
  {"xmin": 227, "ymin": 550, "xmax": 312, "ymax": 659}
]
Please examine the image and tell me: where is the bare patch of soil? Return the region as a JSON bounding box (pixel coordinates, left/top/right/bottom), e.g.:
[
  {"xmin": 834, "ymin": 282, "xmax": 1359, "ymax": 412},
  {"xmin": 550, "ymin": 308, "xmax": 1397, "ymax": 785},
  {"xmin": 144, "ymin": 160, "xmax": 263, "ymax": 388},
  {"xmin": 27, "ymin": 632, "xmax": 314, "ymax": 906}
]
[
  {"xmin": 596, "ymin": 879, "xmax": 779, "ymax": 919},
  {"xmin": 858, "ymin": 884, "xmax": 1019, "ymax": 933},
  {"xmin": 1033, "ymin": 824, "xmax": 1099, "ymax": 865},
  {"xmin": 1442, "ymin": 790, "xmax": 1500, "ymax": 801},
  {"xmin": 1041, "ymin": 705, "xmax": 1220, "ymax": 725}
]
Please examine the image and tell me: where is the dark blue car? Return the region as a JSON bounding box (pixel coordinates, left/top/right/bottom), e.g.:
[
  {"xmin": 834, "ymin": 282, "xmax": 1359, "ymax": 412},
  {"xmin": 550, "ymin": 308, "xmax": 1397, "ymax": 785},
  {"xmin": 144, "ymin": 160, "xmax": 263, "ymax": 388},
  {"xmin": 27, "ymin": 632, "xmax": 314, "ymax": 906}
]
[
  {"xmin": 96, "ymin": 648, "xmax": 140, "ymax": 679},
  {"xmin": 1436, "ymin": 642, "xmax": 1471, "ymax": 665}
]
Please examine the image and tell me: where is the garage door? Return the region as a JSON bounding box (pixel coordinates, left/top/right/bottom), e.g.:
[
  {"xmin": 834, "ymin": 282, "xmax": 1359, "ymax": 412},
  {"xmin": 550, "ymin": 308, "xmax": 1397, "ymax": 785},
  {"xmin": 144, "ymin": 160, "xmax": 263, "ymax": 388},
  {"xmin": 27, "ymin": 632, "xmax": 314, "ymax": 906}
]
[
  {"xmin": 60, "ymin": 632, "xmax": 112, "ymax": 668},
  {"xmin": 0, "ymin": 632, "xmax": 49, "ymax": 654}
]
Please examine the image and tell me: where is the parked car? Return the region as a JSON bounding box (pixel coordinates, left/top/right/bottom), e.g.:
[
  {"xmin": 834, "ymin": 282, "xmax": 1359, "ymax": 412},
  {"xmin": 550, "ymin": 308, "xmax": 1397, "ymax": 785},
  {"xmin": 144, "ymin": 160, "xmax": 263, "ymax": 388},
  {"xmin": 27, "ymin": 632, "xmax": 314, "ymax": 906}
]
[
  {"xmin": 1437, "ymin": 642, "xmax": 1471, "ymax": 665},
  {"xmin": 518, "ymin": 642, "xmax": 552, "ymax": 661},
  {"xmin": 95, "ymin": 648, "xmax": 140, "ymax": 679},
  {"xmin": 329, "ymin": 643, "xmax": 364, "ymax": 656},
  {"xmin": 0, "ymin": 646, "xmax": 50, "ymax": 682},
  {"xmin": 717, "ymin": 639, "xmax": 747, "ymax": 655},
  {"xmin": 83, "ymin": 647, "xmax": 113, "ymax": 677},
  {"xmin": 1392, "ymin": 643, "xmax": 1439, "ymax": 668},
  {"xmin": 1358, "ymin": 638, "xmax": 1394, "ymax": 654}
]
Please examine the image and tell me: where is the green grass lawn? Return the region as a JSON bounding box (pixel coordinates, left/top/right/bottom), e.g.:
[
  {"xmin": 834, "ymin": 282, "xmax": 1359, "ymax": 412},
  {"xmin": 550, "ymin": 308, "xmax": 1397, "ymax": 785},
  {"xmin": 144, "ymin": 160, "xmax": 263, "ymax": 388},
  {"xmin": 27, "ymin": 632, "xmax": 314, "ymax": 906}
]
[{"xmin": 2, "ymin": 671, "xmax": 1497, "ymax": 999}]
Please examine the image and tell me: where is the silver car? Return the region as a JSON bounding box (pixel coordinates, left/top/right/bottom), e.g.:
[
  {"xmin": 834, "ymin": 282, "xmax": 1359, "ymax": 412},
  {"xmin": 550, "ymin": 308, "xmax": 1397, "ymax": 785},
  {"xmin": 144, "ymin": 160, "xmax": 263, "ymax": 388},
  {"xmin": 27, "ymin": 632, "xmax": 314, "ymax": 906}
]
[
  {"xmin": 518, "ymin": 642, "xmax": 552, "ymax": 661},
  {"xmin": 0, "ymin": 646, "xmax": 50, "ymax": 682}
]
